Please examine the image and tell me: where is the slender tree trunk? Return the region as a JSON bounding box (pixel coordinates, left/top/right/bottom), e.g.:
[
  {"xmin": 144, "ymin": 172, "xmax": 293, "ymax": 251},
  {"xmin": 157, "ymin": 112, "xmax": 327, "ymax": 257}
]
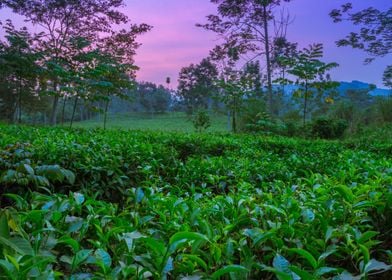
[
  {"xmin": 103, "ymin": 99, "xmax": 110, "ymax": 130},
  {"xmin": 50, "ymin": 81, "xmax": 59, "ymax": 125},
  {"xmin": 227, "ymin": 110, "xmax": 231, "ymax": 132},
  {"xmin": 61, "ymin": 97, "xmax": 67, "ymax": 126},
  {"xmin": 232, "ymin": 110, "xmax": 236, "ymax": 133},
  {"xmin": 303, "ymin": 82, "xmax": 308, "ymax": 127},
  {"xmin": 18, "ymin": 77, "xmax": 22, "ymax": 124},
  {"xmin": 70, "ymin": 97, "xmax": 78, "ymax": 129},
  {"xmin": 232, "ymin": 96, "xmax": 237, "ymax": 133},
  {"xmin": 263, "ymin": 3, "xmax": 273, "ymax": 114}
]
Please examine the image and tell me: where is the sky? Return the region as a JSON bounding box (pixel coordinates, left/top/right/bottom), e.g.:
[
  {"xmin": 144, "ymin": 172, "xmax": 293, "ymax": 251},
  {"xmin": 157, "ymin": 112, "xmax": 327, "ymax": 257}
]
[{"xmin": 1, "ymin": 0, "xmax": 391, "ymax": 88}]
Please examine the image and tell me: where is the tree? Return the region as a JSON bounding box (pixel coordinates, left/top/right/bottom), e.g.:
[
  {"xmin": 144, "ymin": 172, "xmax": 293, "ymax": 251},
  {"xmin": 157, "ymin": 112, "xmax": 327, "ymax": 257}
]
[
  {"xmin": 218, "ymin": 66, "xmax": 260, "ymax": 133},
  {"xmin": 198, "ymin": 0, "xmax": 292, "ymax": 113},
  {"xmin": 383, "ymin": 66, "xmax": 392, "ymax": 91},
  {"xmin": 271, "ymin": 37, "xmax": 297, "ymax": 115},
  {"xmin": 136, "ymin": 82, "xmax": 172, "ymax": 114},
  {"xmin": 0, "ymin": 0, "xmax": 151, "ymax": 125},
  {"xmin": 0, "ymin": 20, "xmax": 40, "ymax": 123},
  {"xmin": 177, "ymin": 58, "xmax": 219, "ymax": 114},
  {"xmin": 330, "ymin": 3, "xmax": 391, "ymax": 87},
  {"xmin": 286, "ymin": 43, "xmax": 339, "ymax": 126},
  {"xmin": 83, "ymin": 51, "xmax": 135, "ymax": 130}
]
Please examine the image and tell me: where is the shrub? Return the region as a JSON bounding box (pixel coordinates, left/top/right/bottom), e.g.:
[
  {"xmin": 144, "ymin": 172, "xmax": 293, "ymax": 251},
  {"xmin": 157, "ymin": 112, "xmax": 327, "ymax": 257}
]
[
  {"xmin": 311, "ymin": 118, "xmax": 348, "ymax": 139},
  {"xmin": 192, "ymin": 110, "xmax": 211, "ymax": 132},
  {"xmin": 239, "ymin": 99, "xmax": 287, "ymax": 134},
  {"xmin": 376, "ymin": 97, "xmax": 392, "ymax": 123}
]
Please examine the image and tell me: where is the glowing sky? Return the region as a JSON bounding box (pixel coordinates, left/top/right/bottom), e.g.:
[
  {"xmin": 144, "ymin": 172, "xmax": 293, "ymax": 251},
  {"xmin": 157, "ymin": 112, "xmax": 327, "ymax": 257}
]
[
  {"xmin": 1, "ymin": 0, "xmax": 390, "ymax": 88},
  {"xmin": 124, "ymin": 0, "xmax": 390, "ymax": 88}
]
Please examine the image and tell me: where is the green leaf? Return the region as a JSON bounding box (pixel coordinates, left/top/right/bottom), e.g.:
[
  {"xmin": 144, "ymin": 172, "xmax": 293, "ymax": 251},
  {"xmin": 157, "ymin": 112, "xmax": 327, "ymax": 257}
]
[
  {"xmin": 95, "ymin": 249, "xmax": 112, "ymax": 269},
  {"xmin": 63, "ymin": 169, "xmax": 76, "ymax": 184},
  {"xmin": 302, "ymin": 209, "xmax": 315, "ymax": 223},
  {"xmin": 211, "ymin": 265, "xmax": 249, "ymax": 280},
  {"xmin": 181, "ymin": 254, "xmax": 208, "ymax": 270},
  {"xmin": 142, "ymin": 237, "xmax": 166, "ymax": 255},
  {"xmin": 357, "ymin": 231, "xmax": 379, "ymax": 244},
  {"xmin": 169, "ymin": 232, "xmax": 209, "ymax": 252},
  {"xmin": 335, "ymin": 185, "xmax": 354, "ymax": 203},
  {"xmin": 0, "ymin": 260, "xmax": 16, "ymax": 279},
  {"xmin": 273, "ymin": 254, "xmax": 301, "ymax": 280},
  {"xmin": 58, "ymin": 236, "xmax": 80, "ymax": 252},
  {"xmin": 273, "ymin": 254, "xmax": 290, "ymax": 273},
  {"xmin": 0, "ymin": 211, "xmax": 10, "ymax": 239},
  {"xmin": 163, "ymin": 257, "xmax": 174, "ymax": 275},
  {"xmin": 315, "ymin": 267, "xmax": 339, "ymax": 277},
  {"xmin": 364, "ymin": 259, "xmax": 391, "ymax": 274},
  {"xmin": 359, "ymin": 244, "xmax": 370, "ymax": 266},
  {"xmin": 0, "ymin": 236, "xmax": 34, "ymax": 256},
  {"xmin": 21, "ymin": 164, "xmax": 35, "ymax": 175},
  {"xmin": 136, "ymin": 188, "xmax": 145, "ymax": 203},
  {"xmin": 72, "ymin": 250, "xmax": 92, "ymax": 271},
  {"xmin": 289, "ymin": 265, "xmax": 316, "ymax": 279},
  {"xmin": 73, "ymin": 193, "xmax": 85, "ymax": 205},
  {"xmin": 318, "ymin": 246, "xmax": 337, "ymax": 263},
  {"xmin": 261, "ymin": 267, "xmax": 292, "ymax": 280},
  {"xmin": 244, "ymin": 228, "xmax": 275, "ymax": 247},
  {"xmin": 288, "ymin": 248, "xmax": 318, "ymax": 269}
]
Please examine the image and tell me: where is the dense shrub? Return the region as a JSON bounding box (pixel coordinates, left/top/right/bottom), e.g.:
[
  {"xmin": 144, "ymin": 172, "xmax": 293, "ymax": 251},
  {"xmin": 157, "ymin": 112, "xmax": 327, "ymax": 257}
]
[
  {"xmin": 311, "ymin": 117, "xmax": 348, "ymax": 139},
  {"xmin": 0, "ymin": 125, "xmax": 391, "ymax": 279},
  {"xmin": 192, "ymin": 110, "xmax": 211, "ymax": 132},
  {"xmin": 239, "ymin": 98, "xmax": 287, "ymax": 134},
  {"xmin": 376, "ymin": 97, "xmax": 392, "ymax": 123}
]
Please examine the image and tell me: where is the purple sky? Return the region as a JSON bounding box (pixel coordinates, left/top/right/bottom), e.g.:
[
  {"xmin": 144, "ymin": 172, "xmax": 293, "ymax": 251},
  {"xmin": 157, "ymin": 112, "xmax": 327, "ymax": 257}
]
[{"xmin": 1, "ymin": 0, "xmax": 391, "ymax": 88}]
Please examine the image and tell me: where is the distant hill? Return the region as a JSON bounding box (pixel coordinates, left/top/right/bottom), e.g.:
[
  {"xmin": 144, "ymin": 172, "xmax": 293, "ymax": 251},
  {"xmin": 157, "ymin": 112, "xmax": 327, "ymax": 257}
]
[
  {"xmin": 277, "ymin": 80, "xmax": 391, "ymax": 97},
  {"xmin": 339, "ymin": 81, "xmax": 390, "ymax": 96}
]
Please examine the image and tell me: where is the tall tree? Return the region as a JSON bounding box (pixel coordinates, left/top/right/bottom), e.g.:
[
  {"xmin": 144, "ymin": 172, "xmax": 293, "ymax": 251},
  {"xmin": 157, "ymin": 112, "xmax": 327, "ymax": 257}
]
[
  {"xmin": 330, "ymin": 3, "xmax": 391, "ymax": 87},
  {"xmin": 383, "ymin": 66, "xmax": 392, "ymax": 92},
  {"xmin": 177, "ymin": 58, "xmax": 219, "ymax": 114},
  {"xmin": 218, "ymin": 66, "xmax": 260, "ymax": 133},
  {"xmin": 0, "ymin": 0, "xmax": 151, "ymax": 125},
  {"xmin": 0, "ymin": 20, "xmax": 40, "ymax": 123},
  {"xmin": 271, "ymin": 36, "xmax": 297, "ymax": 115},
  {"xmin": 286, "ymin": 43, "xmax": 339, "ymax": 126},
  {"xmin": 83, "ymin": 51, "xmax": 135, "ymax": 130},
  {"xmin": 198, "ymin": 0, "xmax": 292, "ymax": 113}
]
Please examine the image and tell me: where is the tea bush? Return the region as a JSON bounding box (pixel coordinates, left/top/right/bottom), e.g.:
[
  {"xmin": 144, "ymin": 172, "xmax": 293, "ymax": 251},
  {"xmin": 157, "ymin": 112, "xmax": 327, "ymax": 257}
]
[{"xmin": 0, "ymin": 124, "xmax": 391, "ymax": 279}]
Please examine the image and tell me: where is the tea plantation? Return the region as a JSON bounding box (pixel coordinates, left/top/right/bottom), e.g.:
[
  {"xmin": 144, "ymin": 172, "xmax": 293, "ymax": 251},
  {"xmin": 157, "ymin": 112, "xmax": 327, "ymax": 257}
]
[{"xmin": 0, "ymin": 125, "xmax": 391, "ymax": 279}]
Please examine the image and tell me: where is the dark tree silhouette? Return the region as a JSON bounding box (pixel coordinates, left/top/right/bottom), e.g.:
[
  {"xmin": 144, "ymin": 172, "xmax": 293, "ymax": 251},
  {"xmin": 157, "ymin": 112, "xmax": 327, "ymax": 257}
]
[
  {"xmin": 330, "ymin": 3, "xmax": 391, "ymax": 87},
  {"xmin": 197, "ymin": 0, "xmax": 292, "ymax": 113},
  {"xmin": 0, "ymin": 0, "xmax": 151, "ymax": 125}
]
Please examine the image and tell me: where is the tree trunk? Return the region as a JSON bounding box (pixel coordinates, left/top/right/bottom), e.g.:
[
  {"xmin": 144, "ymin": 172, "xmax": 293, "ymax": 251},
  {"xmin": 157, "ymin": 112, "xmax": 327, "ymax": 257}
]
[
  {"xmin": 232, "ymin": 96, "xmax": 237, "ymax": 133},
  {"xmin": 61, "ymin": 97, "xmax": 67, "ymax": 126},
  {"xmin": 18, "ymin": 77, "xmax": 22, "ymax": 124},
  {"xmin": 263, "ymin": 3, "xmax": 273, "ymax": 115},
  {"xmin": 103, "ymin": 99, "xmax": 110, "ymax": 130},
  {"xmin": 303, "ymin": 83, "xmax": 308, "ymax": 127},
  {"xmin": 70, "ymin": 97, "xmax": 78, "ymax": 129},
  {"xmin": 227, "ymin": 110, "xmax": 231, "ymax": 132},
  {"xmin": 50, "ymin": 81, "xmax": 59, "ymax": 125}
]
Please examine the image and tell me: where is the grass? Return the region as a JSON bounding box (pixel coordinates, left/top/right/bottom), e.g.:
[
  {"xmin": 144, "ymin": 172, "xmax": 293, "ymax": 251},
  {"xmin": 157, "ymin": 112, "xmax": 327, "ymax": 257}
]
[{"xmin": 73, "ymin": 112, "xmax": 229, "ymax": 132}]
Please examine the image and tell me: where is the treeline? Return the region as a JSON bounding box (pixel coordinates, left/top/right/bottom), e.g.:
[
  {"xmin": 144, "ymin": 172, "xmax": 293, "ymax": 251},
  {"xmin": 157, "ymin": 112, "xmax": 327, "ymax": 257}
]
[
  {"xmin": 0, "ymin": 0, "xmax": 391, "ymax": 137},
  {"xmin": 0, "ymin": 0, "xmax": 151, "ymax": 128},
  {"xmin": 176, "ymin": 1, "xmax": 391, "ymax": 136}
]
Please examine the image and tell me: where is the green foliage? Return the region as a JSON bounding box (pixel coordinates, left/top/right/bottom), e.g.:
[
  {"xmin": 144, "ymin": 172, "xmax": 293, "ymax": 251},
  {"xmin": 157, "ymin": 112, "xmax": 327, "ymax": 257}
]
[
  {"xmin": 0, "ymin": 124, "xmax": 391, "ymax": 278},
  {"xmin": 192, "ymin": 110, "xmax": 211, "ymax": 133},
  {"xmin": 330, "ymin": 4, "xmax": 392, "ymax": 84},
  {"xmin": 177, "ymin": 58, "xmax": 219, "ymax": 114},
  {"xmin": 375, "ymin": 98, "xmax": 392, "ymax": 123},
  {"xmin": 311, "ymin": 118, "xmax": 348, "ymax": 139},
  {"xmin": 284, "ymin": 43, "xmax": 339, "ymax": 125}
]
